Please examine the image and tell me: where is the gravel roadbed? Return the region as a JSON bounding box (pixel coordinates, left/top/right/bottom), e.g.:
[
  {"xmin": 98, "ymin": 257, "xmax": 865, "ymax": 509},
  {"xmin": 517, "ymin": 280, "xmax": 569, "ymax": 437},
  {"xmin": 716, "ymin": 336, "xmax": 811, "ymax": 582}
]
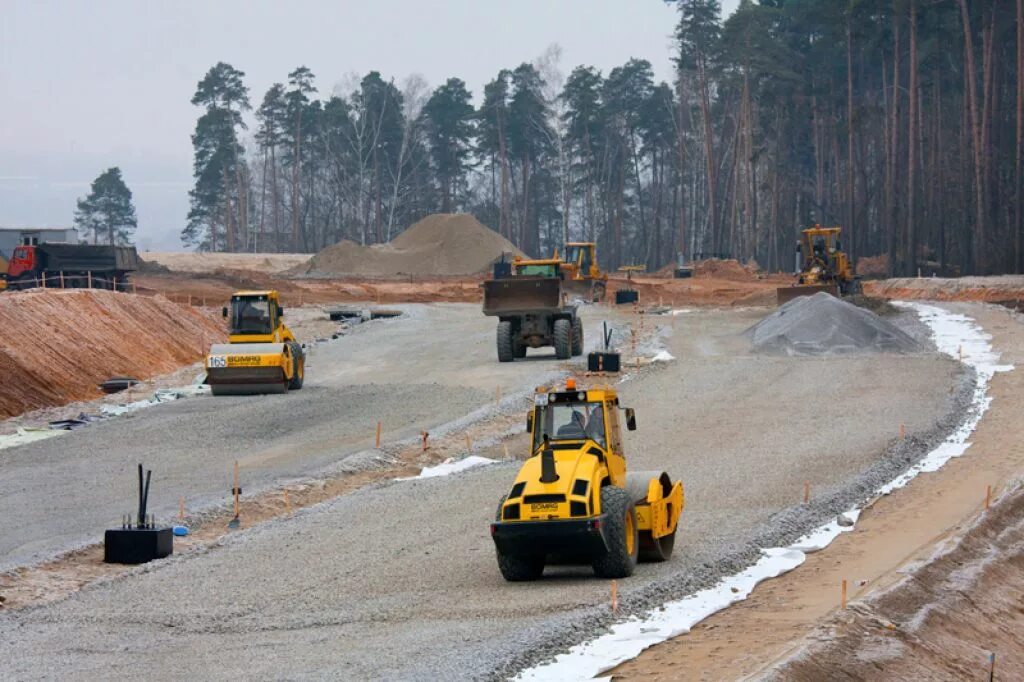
[{"xmin": 0, "ymin": 307, "xmax": 972, "ymax": 681}]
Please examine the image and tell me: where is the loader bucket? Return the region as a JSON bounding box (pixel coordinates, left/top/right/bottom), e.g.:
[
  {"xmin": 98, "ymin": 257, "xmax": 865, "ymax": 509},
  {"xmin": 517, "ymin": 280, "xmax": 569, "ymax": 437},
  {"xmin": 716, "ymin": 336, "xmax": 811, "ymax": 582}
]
[
  {"xmin": 205, "ymin": 343, "xmax": 289, "ymax": 395},
  {"xmin": 483, "ymin": 277, "xmax": 563, "ymax": 316},
  {"xmin": 776, "ymin": 283, "xmax": 839, "ymax": 306}
]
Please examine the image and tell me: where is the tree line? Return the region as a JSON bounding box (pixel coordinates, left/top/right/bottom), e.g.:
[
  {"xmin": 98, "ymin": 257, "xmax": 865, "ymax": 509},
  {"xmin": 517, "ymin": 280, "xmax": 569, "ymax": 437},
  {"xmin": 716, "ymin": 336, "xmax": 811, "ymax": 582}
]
[{"xmin": 183, "ymin": 0, "xmax": 1024, "ymax": 276}]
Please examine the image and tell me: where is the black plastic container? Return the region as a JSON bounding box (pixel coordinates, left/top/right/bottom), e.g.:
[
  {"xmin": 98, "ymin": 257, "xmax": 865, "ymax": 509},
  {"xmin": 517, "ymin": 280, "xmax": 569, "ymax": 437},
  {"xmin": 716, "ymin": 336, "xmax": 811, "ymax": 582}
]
[
  {"xmin": 615, "ymin": 289, "xmax": 639, "ymax": 304},
  {"xmin": 588, "ymin": 351, "xmax": 621, "ymax": 373},
  {"xmin": 104, "ymin": 527, "xmax": 173, "ymax": 564}
]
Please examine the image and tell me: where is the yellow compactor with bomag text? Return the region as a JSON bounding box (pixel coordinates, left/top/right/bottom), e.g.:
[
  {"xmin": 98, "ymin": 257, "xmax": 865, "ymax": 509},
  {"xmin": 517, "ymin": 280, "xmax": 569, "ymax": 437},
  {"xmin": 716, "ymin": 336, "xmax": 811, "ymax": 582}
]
[
  {"xmin": 205, "ymin": 290, "xmax": 305, "ymax": 395},
  {"xmin": 490, "ymin": 379, "xmax": 683, "ymax": 580}
]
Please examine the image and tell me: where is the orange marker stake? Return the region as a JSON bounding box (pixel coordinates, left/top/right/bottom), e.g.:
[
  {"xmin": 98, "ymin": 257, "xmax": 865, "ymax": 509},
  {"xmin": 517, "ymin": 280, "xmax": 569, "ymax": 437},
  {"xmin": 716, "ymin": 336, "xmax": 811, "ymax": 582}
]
[
  {"xmin": 899, "ymin": 423, "xmax": 906, "ymax": 439},
  {"xmin": 375, "ymin": 421, "xmax": 382, "ymax": 448},
  {"xmin": 611, "ymin": 580, "xmax": 619, "ymax": 613},
  {"xmin": 421, "ymin": 431, "xmax": 430, "ymax": 451}
]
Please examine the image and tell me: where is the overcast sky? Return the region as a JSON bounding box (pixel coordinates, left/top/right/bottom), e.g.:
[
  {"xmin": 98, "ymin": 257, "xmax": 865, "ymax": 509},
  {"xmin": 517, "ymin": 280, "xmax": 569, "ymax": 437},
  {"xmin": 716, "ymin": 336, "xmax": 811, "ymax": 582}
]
[{"xmin": 0, "ymin": 0, "xmax": 740, "ymax": 251}]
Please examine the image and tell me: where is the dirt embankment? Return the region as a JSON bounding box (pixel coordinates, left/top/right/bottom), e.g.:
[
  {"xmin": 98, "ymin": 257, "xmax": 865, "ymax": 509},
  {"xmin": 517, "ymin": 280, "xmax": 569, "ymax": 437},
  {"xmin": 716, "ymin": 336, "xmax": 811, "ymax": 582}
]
[
  {"xmin": 0, "ymin": 290, "xmax": 225, "ymax": 417},
  {"xmin": 772, "ymin": 481, "xmax": 1024, "ymax": 681},
  {"xmin": 142, "ymin": 252, "xmax": 310, "ymax": 274},
  {"xmin": 865, "ymin": 275, "xmax": 1024, "ymax": 307}
]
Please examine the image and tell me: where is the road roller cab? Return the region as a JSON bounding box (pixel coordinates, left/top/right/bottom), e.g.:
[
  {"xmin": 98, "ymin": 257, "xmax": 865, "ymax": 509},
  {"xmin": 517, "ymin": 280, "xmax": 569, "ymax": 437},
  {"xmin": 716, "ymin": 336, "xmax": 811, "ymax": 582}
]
[
  {"xmin": 205, "ymin": 290, "xmax": 305, "ymax": 396},
  {"xmin": 491, "ymin": 379, "xmax": 684, "ymax": 581}
]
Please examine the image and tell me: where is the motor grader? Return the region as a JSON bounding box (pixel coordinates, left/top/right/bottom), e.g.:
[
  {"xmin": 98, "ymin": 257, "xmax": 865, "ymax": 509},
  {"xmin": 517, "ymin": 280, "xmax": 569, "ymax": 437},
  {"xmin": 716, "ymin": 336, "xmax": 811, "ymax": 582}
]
[
  {"xmin": 777, "ymin": 225, "xmax": 859, "ymax": 305},
  {"xmin": 491, "ymin": 379, "xmax": 683, "ymax": 581},
  {"xmin": 205, "ymin": 290, "xmax": 305, "ymax": 395}
]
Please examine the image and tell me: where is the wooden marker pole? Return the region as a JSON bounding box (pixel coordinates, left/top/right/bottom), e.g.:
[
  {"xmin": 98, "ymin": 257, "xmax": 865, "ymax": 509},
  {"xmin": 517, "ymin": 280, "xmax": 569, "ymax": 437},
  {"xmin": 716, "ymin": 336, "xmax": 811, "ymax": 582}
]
[
  {"xmin": 179, "ymin": 496, "xmax": 185, "ymax": 521},
  {"xmin": 284, "ymin": 489, "xmax": 292, "ymax": 516},
  {"xmin": 841, "ymin": 579, "xmax": 848, "ymax": 609},
  {"xmin": 503, "ymin": 442, "xmax": 510, "ymax": 460},
  {"xmin": 899, "ymin": 423, "xmax": 906, "ymax": 439},
  {"xmin": 375, "ymin": 421, "xmax": 382, "ymax": 448},
  {"xmin": 804, "ymin": 481, "xmax": 810, "ymax": 504},
  {"xmin": 421, "ymin": 432, "xmax": 429, "ymax": 451},
  {"xmin": 465, "ymin": 433, "xmax": 473, "ymax": 454},
  {"xmin": 985, "ymin": 485, "xmax": 992, "ymax": 510}
]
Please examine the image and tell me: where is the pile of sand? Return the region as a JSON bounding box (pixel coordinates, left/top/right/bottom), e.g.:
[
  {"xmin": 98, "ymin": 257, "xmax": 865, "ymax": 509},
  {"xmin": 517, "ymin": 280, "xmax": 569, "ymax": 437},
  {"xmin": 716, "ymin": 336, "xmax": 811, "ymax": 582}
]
[
  {"xmin": 298, "ymin": 214, "xmax": 522, "ymax": 277},
  {"xmin": 0, "ymin": 289, "xmax": 225, "ymax": 418},
  {"xmin": 747, "ymin": 292, "xmax": 923, "ymax": 356}
]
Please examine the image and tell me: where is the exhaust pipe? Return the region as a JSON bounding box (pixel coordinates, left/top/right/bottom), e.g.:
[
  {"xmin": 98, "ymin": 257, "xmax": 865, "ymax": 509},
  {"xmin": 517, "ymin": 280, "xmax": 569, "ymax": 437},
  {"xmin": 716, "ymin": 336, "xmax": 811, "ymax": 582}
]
[{"xmin": 540, "ymin": 448, "xmax": 559, "ymax": 483}]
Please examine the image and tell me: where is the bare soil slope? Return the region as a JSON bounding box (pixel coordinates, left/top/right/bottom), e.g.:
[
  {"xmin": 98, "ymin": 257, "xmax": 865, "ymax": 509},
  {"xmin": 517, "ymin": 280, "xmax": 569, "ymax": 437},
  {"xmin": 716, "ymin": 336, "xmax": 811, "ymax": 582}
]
[
  {"xmin": 298, "ymin": 213, "xmax": 522, "ymax": 276},
  {"xmin": 0, "ymin": 290, "xmax": 225, "ymax": 417}
]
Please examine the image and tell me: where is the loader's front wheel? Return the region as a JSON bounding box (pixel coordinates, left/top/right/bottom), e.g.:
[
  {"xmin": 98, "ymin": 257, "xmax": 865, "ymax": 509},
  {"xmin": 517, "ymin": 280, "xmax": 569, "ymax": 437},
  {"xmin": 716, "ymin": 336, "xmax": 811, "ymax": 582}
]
[
  {"xmin": 554, "ymin": 319, "xmax": 572, "ymax": 360},
  {"xmin": 497, "ymin": 321, "xmax": 515, "ymax": 362},
  {"xmin": 288, "ymin": 343, "xmax": 305, "ymax": 390},
  {"xmin": 572, "ymin": 320, "xmax": 584, "ymax": 356},
  {"xmin": 592, "ymin": 486, "xmax": 639, "ymax": 579}
]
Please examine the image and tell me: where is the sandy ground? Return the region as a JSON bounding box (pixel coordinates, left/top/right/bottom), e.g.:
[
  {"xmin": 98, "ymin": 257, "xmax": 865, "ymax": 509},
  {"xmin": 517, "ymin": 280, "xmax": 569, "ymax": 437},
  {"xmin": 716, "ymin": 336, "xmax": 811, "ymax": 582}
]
[
  {"xmin": 610, "ymin": 302, "xmax": 1024, "ymax": 681},
  {"xmin": 0, "ymin": 304, "xmax": 590, "ymax": 573},
  {"xmin": 865, "ymin": 275, "xmax": 1024, "ymax": 306},
  {"xmin": 142, "ymin": 251, "xmax": 311, "ymax": 274},
  {"xmin": 0, "ymin": 307, "xmax": 964, "ymax": 680}
]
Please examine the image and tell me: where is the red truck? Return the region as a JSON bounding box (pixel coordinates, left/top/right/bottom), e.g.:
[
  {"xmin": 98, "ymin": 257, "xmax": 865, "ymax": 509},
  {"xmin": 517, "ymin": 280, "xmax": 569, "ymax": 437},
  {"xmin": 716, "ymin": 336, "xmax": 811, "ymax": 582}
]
[{"xmin": 4, "ymin": 243, "xmax": 139, "ymax": 290}]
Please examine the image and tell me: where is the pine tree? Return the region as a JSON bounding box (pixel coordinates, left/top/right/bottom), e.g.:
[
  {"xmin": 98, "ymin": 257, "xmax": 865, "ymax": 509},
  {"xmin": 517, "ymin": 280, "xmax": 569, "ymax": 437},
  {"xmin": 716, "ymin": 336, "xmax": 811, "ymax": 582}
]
[
  {"xmin": 74, "ymin": 167, "xmax": 138, "ymax": 245},
  {"xmin": 184, "ymin": 62, "xmax": 250, "ymax": 251},
  {"xmin": 422, "ymin": 78, "xmax": 475, "ymax": 212}
]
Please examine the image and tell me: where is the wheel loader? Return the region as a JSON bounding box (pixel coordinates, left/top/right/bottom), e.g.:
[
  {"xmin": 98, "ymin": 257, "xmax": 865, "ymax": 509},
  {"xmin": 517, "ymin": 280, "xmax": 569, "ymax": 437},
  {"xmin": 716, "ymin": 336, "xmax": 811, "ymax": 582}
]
[
  {"xmin": 483, "ymin": 258, "xmax": 584, "ymax": 362},
  {"xmin": 777, "ymin": 225, "xmax": 859, "ymax": 305},
  {"xmin": 205, "ymin": 290, "xmax": 305, "ymax": 395},
  {"xmin": 490, "ymin": 378, "xmax": 684, "ymax": 581},
  {"xmin": 560, "ymin": 242, "xmax": 608, "ymax": 303}
]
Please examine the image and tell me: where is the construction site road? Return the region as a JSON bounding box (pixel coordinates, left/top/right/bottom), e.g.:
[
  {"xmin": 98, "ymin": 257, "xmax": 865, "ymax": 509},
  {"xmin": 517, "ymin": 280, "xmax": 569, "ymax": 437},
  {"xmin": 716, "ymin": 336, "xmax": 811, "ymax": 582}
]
[
  {"xmin": 0, "ymin": 306, "xmax": 968, "ymax": 680},
  {"xmin": 0, "ymin": 304, "xmax": 588, "ymax": 573}
]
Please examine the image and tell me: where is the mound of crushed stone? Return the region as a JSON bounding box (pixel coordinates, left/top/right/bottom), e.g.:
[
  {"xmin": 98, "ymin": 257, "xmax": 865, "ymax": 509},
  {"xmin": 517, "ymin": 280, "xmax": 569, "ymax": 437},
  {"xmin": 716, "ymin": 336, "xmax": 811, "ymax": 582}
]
[
  {"xmin": 748, "ymin": 292, "xmax": 923, "ymax": 356},
  {"xmin": 298, "ymin": 213, "xmax": 523, "ymax": 277}
]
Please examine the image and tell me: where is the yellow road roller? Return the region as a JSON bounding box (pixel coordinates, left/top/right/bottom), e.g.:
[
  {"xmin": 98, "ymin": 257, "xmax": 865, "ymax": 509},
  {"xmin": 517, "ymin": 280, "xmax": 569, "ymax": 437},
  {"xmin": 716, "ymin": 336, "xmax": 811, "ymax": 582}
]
[
  {"xmin": 490, "ymin": 378, "xmax": 683, "ymax": 580},
  {"xmin": 205, "ymin": 290, "xmax": 304, "ymax": 395}
]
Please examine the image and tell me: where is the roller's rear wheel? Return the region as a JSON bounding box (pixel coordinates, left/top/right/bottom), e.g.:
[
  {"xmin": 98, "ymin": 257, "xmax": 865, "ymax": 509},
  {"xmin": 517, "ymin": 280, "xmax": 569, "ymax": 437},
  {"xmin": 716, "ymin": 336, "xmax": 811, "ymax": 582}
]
[
  {"xmin": 592, "ymin": 486, "xmax": 638, "ymax": 578},
  {"xmin": 288, "ymin": 343, "xmax": 305, "ymax": 390}
]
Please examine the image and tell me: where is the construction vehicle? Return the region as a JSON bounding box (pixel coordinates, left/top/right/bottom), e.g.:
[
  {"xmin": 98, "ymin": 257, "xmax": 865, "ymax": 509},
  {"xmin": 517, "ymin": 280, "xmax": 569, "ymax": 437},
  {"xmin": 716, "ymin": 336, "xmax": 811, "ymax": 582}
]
[
  {"xmin": 483, "ymin": 258, "xmax": 584, "ymax": 362},
  {"xmin": 205, "ymin": 290, "xmax": 305, "ymax": 395},
  {"xmin": 4, "ymin": 243, "xmax": 138, "ymax": 290},
  {"xmin": 777, "ymin": 225, "xmax": 858, "ymax": 305},
  {"xmin": 560, "ymin": 242, "xmax": 608, "ymax": 302},
  {"xmin": 491, "ymin": 378, "xmax": 683, "ymax": 580}
]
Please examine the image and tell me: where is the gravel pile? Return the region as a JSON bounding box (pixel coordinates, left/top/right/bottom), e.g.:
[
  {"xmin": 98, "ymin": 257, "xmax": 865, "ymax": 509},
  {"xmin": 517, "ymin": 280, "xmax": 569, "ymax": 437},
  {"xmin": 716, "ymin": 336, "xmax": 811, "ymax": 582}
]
[{"xmin": 748, "ymin": 292, "xmax": 923, "ymax": 356}]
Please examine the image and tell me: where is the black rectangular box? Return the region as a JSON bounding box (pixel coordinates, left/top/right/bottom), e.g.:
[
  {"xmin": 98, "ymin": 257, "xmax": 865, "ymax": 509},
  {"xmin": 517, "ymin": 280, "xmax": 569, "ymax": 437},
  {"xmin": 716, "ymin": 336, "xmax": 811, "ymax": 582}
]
[
  {"xmin": 104, "ymin": 527, "xmax": 174, "ymax": 564},
  {"xmin": 588, "ymin": 351, "xmax": 621, "ymax": 373},
  {"xmin": 615, "ymin": 290, "xmax": 639, "ymax": 304}
]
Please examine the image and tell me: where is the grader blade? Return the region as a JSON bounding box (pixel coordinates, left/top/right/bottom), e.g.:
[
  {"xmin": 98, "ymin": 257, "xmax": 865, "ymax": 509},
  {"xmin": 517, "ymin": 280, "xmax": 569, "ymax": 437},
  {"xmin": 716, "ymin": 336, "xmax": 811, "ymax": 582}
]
[{"xmin": 776, "ymin": 283, "xmax": 839, "ymax": 306}]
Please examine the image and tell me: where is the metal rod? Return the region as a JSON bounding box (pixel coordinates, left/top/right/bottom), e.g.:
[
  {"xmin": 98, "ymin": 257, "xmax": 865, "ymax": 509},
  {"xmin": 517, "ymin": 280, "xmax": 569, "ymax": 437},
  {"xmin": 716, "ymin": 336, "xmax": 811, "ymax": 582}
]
[{"xmin": 137, "ymin": 464, "xmax": 144, "ymax": 528}]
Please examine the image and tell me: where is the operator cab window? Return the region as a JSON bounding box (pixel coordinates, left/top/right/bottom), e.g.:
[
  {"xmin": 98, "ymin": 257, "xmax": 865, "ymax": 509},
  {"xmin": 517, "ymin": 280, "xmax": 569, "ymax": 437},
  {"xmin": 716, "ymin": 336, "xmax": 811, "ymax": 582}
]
[
  {"xmin": 230, "ymin": 296, "xmax": 273, "ymax": 335},
  {"xmin": 533, "ymin": 399, "xmax": 607, "ymax": 450}
]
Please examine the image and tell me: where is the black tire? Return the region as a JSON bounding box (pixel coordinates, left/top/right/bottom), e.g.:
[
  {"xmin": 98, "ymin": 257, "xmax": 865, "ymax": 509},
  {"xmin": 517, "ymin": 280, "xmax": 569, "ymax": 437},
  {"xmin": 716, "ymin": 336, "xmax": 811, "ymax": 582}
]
[
  {"xmin": 571, "ymin": 319, "xmax": 584, "ymax": 356},
  {"xmin": 288, "ymin": 343, "xmax": 304, "ymax": 390},
  {"xmin": 495, "ymin": 498, "xmax": 544, "ymax": 581},
  {"xmin": 592, "ymin": 486, "xmax": 639, "ymax": 579},
  {"xmin": 497, "ymin": 321, "xmax": 514, "ymax": 362},
  {"xmin": 553, "ymin": 319, "xmax": 572, "ymax": 360}
]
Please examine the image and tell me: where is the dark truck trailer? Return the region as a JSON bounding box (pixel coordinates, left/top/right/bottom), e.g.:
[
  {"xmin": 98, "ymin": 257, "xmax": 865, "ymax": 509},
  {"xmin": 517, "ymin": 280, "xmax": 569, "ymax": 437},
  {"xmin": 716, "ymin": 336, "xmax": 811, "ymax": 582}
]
[
  {"xmin": 5, "ymin": 244, "xmax": 139, "ymax": 290},
  {"xmin": 482, "ymin": 277, "xmax": 583, "ymax": 362}
]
